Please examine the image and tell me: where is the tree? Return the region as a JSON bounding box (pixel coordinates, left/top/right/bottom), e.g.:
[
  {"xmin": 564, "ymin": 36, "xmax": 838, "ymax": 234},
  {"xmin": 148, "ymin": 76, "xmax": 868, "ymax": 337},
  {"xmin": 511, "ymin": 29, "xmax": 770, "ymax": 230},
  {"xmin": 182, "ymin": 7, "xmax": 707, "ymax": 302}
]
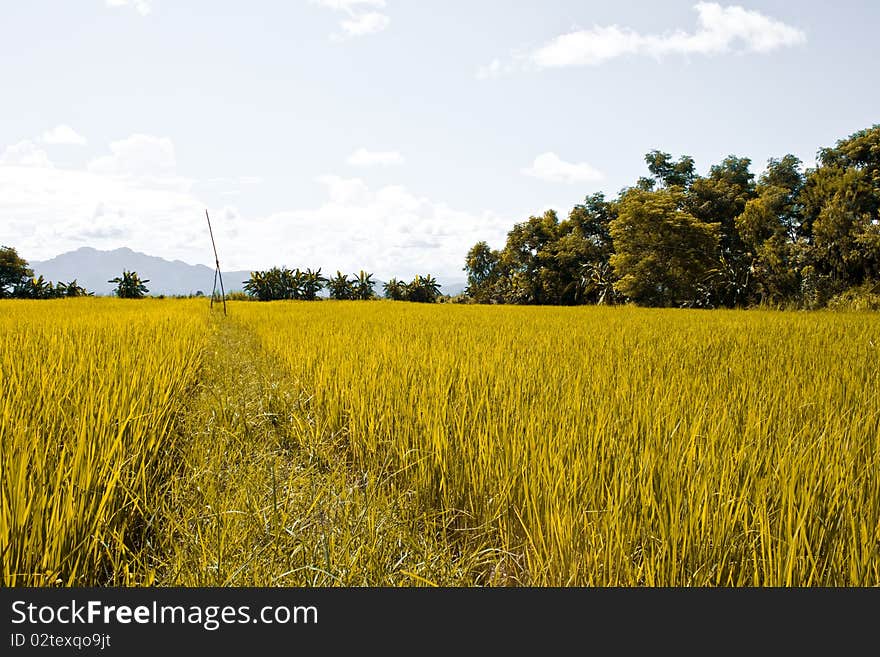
[
  {"xmin": 736, "ymin": 156, "xmax": 805, "ymax": 305},
  {"xmin": 499, "ymin": 209, "xmax": 562, "ymax": 304},
  {"xmin": 352, "ymin": 270, "xmax": 375, "ymax": 300},
  {"xmin": 60, "ymin": 280, "xmax": 90, "ymax": 297},
  {"xmin": 328, "ymin": 271, "xmax": 355, "ymax": 300},
  {"xmin": 281, "ymin": 268, "xmax": 305, "ymax": 299},
  {"xmin": 243, "ymin": 266, "xmax": 331, "ymax": 301},
  {"xmin": 458, "ymin": 123, "xmax": 879, "ymax": 309},
  {"xmin": 406, "ymin": 274, "xmax": 442, "ymax": 303},
  {"xmin": 383, "ymin": 278, "xmax": 407, "ymax": 300},
  {"xmin": 551, "ymin": 193, "xmax": 617, "ymax": 304},
  {"xmin": 464, "ymin": 241, "xmax": 501, "ymax": 303},
  {"xmin": 638, "ymin": 151, "xmax": 696, "ymax": 190},
  {"xmin": 686, "ymin": 155, "xmax": 756, "ymax": 306},
  {"xmin": 13, "ymin": 275, "xmax": 54, "ymax": 299},
  {"xmin": 464, "ymin": 195, "xmax": 618, "ymax": 306},
  {"xmin": 243, "ymin": 267, "xmax": 297, "ymax": 300},
  {"xmin": 109, "ymin": 270, "xmax": 150, "ymax": 298},
  {"xmin": 242, "ymin": 270, "xmax": 271, "ymax": 301},
  {"xmin": 610, "ymin": 187, "xmax": 720, "ymax": 307},
  {"xmin": 301, "ymin": 268, "xmax": 327, "ymax": 301},
  {"xmin": 0, "ymin": 245, "xmax": 33, "ymax": 298},
  {"xmin": 798, "ymin": 125, "xmax": 880, "ymax": 302}
]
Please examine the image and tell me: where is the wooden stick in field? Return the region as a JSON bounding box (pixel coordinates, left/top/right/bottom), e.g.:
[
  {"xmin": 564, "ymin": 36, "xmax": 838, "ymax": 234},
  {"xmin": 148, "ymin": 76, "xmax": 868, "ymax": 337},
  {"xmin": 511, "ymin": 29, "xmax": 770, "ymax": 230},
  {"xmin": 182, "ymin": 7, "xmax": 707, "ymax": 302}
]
[{"xmin": 205, "ymin": 209, "xmax": 227, "ymax": 316}]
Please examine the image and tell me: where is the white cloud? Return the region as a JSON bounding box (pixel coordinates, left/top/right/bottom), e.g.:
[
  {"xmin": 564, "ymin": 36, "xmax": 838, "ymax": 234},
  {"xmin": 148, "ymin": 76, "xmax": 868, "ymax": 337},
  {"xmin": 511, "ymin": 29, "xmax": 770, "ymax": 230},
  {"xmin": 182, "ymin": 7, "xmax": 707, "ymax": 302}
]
[
  {"xmin": 481, "ymin": 2, "xmax": 806, "ymax": 75},
  {"xmin": 0, "ymin": 160, "xmax": 203, "ymax": 264},
  {"xmin": 42, "ymin": 125, "xmax": 88, "ymax": 146},
  {"xmin": 88, "ymin": 134, "xmax": 177, "ymax": 177},
  {"xmin": 0, "ymin": 135, "xmax": 508, "ymax": 280},
  {"xmin": 338, "ymin": 12, "xmax": 390, "ymax": 38},
  {"xmin": 0, "ymin": 141, "xmax": 53, "ymax": 168},
  {"xmin": 311, "ymin": 0, "xmax": 390, "ymax": 40},
  {"xmin": 0, "ymin": 133, "xmax": 207, "ymax": 267},
  {"xmin": 316, "ymin": 174, "xmax": 372, "ymax": 205},
  {"xmin": 346, "ymin": 148, "xmax": 405, "ymax": 167},
  {"xmin": 521, "ymin": 153, "xmax": 605, "ymax": 185},
  {"xmin": 532, "ymin": 26, "xmax": 645, "ymax": 68},
  {"xmin": 105, "ymin": 0, "xmax": 151, "ymax": 16},
  {"xmin": 228, "ymin": 176, "xmax": 509, "ymax": 279}
]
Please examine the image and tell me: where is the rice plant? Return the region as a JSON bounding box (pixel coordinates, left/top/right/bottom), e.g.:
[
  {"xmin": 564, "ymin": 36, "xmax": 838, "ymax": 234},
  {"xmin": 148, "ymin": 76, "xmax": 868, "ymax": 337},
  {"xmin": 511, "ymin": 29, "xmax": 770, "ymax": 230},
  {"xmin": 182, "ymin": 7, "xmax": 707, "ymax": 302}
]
[
  {"xmin": 237, "ymin": 302, "xmax": 880, "ymax": 585},
  {"xmin": 0, "ymin": 299, "xmax": 208, "ymax": 585},
  {"xmin": 2, "ymin": 298, "xmax": 878, "ymax": 586}
]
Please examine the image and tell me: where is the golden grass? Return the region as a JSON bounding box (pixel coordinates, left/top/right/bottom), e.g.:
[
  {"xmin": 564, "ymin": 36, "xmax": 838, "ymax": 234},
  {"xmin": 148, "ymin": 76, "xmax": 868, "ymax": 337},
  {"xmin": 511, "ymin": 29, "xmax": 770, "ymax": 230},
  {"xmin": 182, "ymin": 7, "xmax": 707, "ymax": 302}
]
[
  {"xmin": 0, "ymin": 299, "xmax": 209, "ymax": 585},
  {"xmin": 2, "ymin": 298, "xmax": 878, "ymax": 586},
  {"xmin": 237, "ymin": 302, "xmax": 880, "ymax": 585}
]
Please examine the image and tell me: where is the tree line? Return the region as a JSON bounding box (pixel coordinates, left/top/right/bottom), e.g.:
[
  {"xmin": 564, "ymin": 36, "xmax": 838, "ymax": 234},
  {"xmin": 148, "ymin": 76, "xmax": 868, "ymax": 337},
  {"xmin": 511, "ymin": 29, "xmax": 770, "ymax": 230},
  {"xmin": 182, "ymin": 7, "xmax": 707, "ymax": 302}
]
[
  {"xmin": 464, "ymin": 124, "xmax": 880, "ymax": 309},
  {"xmin": 3, "ymin": 124, "xmax": 876, "ymax": 309},
  {"xmin": 0, "ymin": 252, "xmax": 154, "ymax": 299},
  {"xmin": 0, "ymin": 249, "xmax": 445, "ymax": 303},
  {"xmin": 0, "ymin": 248, "xmax": 90, "ymax": 298},
  {"xmin": 242, "ymin": 267, "xmax": 443, "ymax": 303}
]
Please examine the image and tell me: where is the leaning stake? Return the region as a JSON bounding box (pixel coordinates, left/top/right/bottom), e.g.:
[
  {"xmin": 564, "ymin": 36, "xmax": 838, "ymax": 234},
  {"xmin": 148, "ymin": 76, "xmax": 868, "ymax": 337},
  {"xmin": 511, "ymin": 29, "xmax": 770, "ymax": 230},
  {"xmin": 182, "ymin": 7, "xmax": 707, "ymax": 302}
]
[{"xmin": 205, "ymin": 209, "xmax": 227, "ymax": 316}]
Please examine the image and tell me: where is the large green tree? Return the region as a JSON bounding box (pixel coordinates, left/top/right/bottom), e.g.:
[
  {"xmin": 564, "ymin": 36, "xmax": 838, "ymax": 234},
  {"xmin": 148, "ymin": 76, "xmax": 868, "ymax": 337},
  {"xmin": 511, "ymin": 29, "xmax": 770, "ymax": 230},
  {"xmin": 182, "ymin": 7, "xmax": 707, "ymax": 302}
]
[
  {"xmin": 464, "ymin": 241, "xmax": 501, "ymax": 303},
  {"xmin": 500, "ymin": 210, "xmax": 561, "ymax": 304},
  {"xmin": 0, "ymin": 245, "xmax": 33, "ymax": 298},
  {"xmin": 736, "ymin": 155, "xmax": 805, "ymax": 305},
  {"xmin": 637, "ymin": 151, "xmax": 697, "ymax": 190},
  {"xmin": 563, "ymin": 193, "xmax": 618, "ymax": 304},
  {"xmin": 610, "ymin": 187, "xmax": 720, "ymax": 307},
  {"xmin": 798, "ymin": 125, "xmax": 880, "ymax": 303},
  {"xmin": 686, "ymin": 156, "xmax": 756, "ymax": 306}
]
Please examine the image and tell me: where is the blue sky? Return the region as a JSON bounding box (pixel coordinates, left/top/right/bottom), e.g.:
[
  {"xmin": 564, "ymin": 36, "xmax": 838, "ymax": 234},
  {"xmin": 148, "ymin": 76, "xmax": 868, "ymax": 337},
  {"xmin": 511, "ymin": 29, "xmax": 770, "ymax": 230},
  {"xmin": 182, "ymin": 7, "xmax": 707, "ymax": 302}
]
[{"xmin": 1, "ymin": 1, "xmax": 878, "ymax": 280}]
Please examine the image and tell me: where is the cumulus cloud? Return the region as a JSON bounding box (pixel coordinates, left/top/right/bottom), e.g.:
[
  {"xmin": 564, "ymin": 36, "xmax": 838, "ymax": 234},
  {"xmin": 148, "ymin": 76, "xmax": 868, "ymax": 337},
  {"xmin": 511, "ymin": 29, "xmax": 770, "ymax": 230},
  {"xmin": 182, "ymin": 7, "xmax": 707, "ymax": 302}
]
[
  {"xmin": 0, "ymin": 160, "xmax": 203, "ymax": 263},
  {"xmin": 0, "ymin": 134, "xmax": 509, "ymax": 280},
  {"xmin": 0, "ymin": 141, "xmax": 53, "ymax": 168},
  {"xmin": 105, "ymin": 0, "xmax": 151, "ymax": 16},
  {"xmin": 228, "ymin": 176, "xmax": 510, "ymax": 279},
  {"xmin": 346, "ymin": 148, "xmax": 405, "ymax": 167},
  {"xmin": 338, "ymin": 12, "xmax": 390, "ymax": 38},
  {"xmin": 42, "ymin": 125, "xmax": 88, "ymax": 146},
  {"xmin": 0, "ymin": 133, "xmax": 204, "ymax": 266},
  {"xmin": 481, "ymin": 2, "xmax": 806, "ymax": 75},
  {"xmin": 88, "ymin": 134, "xmax": 177, "ymax": 178},
  {"xmin": 316, "ymin": 174, "xmax": 372, "ymax": 205},
  {"xmin": 522, "ymin": 153, "xmax": 605, "ymax": 184},
  {"xmin": 311, "ymin": 0, "xmax": 390, "ymax": 40}
]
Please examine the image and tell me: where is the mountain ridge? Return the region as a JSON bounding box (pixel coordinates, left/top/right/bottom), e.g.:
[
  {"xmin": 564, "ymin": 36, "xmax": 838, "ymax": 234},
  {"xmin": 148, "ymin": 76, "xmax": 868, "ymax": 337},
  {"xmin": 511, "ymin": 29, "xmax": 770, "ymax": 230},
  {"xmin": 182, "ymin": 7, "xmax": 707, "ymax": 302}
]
[{"xmin": 31, "ymin": 247, "xmax": 467, "ymax": 297}]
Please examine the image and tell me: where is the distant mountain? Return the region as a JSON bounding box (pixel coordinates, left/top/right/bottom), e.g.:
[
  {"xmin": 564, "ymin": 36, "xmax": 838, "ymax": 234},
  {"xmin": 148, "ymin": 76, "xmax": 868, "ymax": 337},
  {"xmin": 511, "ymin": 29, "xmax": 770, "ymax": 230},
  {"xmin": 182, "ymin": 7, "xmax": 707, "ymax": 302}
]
[
  {"xmin": 30, "ymin": 246, "xmax": 469, "ymax": 298},
  {"xmin": 439, "ymin": 281, "xmax": 467, "ymax": 297},
  {"xmin": 31, "ymin": 247, "xmax": 252, "ymax": 297}
]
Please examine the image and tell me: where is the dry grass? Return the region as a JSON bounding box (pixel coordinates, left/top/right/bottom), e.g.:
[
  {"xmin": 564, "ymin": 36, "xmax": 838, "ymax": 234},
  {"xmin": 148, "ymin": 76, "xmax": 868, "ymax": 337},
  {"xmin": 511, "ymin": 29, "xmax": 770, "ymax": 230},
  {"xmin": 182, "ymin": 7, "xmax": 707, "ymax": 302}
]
[
  {"xmin": 2, "ymin": 298, "xmax": 878, "ymax": 586},
  {"xmin": 0, "ymin": 299, "xmax": 208, "ymax": 585},
  {"xmin": 238, "ymin": 302, "xmax": 880, "ymax": 585}
]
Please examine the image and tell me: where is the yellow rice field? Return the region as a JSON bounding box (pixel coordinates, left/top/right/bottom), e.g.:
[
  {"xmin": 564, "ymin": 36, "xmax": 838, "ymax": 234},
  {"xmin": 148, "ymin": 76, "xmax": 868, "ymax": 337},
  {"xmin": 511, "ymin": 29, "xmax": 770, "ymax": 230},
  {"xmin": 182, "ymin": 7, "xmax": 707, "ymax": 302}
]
[
  {"xmin": 2, "ymin": 299, "xmax": 879, "ymax": 586},
  {"xmin": 0, "ymin": 299, "xmax": 209, "ymax": 585}
]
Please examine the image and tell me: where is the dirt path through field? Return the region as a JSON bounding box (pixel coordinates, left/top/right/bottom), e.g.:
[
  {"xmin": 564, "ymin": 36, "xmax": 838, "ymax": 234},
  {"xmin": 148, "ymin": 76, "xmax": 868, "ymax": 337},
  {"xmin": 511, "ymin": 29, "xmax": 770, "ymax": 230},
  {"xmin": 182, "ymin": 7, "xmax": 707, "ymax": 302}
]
[{"xmin": 152, "ymin": 314, "xmax": 478, "ymax": 585}]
